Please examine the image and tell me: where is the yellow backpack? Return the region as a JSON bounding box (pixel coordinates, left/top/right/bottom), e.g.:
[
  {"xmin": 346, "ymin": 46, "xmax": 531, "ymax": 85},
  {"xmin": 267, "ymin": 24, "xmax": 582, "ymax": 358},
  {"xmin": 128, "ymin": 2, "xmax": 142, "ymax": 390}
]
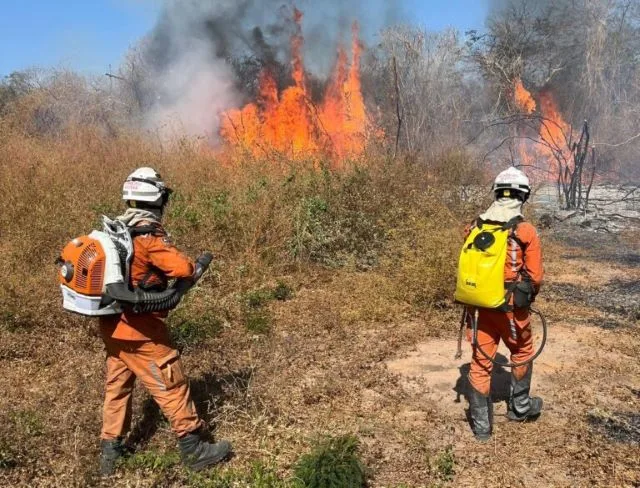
[{"xmin": 454, "ymin": 217, "xmax": 522, "ymax": 311}]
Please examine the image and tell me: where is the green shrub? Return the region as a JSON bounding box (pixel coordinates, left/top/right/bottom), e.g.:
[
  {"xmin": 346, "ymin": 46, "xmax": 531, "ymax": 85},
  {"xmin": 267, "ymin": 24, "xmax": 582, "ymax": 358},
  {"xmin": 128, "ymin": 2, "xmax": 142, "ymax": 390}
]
[
  {"xmin": 432, "ymin": 446, "xmax": 455, "ymax": 482},
  {"xmin": 169, "ymin": 313, "xmax": 223, "ymax": 350},
  {"xmin": 244, "ymin": 289, "xmax": 273, "ymax": 309},
  {"xmin": 168, "ymin": 191, "xmax": 202, "ymax": 233},
  {"xmin": 291, "ymin": 196, "xmax": 330, "ymax": 263},
  {"xmin": 288, "ymin": 166, "xmax": 387, "ymax": 269},
  {"xmin": 293, "ymin": 435, "xmax": 366, "ymax": 488},
  {"xmin": 272, "ymin": 281, "xmax": 294, "ymax": 301},
  {"xmin": 241, "ymin": 288, "xmax": 283, "ymax": 335},
  {"xmin": 0, "ymin": 441, "xmax": 17, "ymax": 470},
  {"xmin": 246, "ymin": 177, "xmax": 269, "ymax": 203},
  {"xmin": 205, "ymin": 190, "xmax": 232, "ymax": 221},
  {"xmin": 10, "ymin": 410, "xmax": 44, "ymax": 437},
  {"xmin": 244, "ymin": 309, "xmax": 272, "ymax": 335},
  {"xmin": 0, "ymin": 310, "xmax": 34, "ymax": 332}
]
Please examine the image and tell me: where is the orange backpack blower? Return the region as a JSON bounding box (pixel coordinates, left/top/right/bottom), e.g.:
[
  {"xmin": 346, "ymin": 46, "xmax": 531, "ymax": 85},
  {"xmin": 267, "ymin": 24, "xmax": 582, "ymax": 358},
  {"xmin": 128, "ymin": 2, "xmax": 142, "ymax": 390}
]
[{"xmin": 57, "ymin": 217, "xmax": 211, "ymax": 316}]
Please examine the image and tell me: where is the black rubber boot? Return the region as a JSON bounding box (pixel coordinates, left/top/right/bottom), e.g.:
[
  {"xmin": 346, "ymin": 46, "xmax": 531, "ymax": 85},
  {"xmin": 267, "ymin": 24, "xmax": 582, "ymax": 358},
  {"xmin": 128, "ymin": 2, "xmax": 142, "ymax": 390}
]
[
  {"xmin": 179, "ymin": 432, "xmax": 232, "ymax": 472},
  {"xmin": 467, "ymin": 384, "xmax": 492, "ymax": 442},
  {"xmin": 100, "ymin": 437, "xmax": 128, "ymax": 476},
  {"xmin": 507, "ymin": 365, "xmax": 543, "ymax": 421}
]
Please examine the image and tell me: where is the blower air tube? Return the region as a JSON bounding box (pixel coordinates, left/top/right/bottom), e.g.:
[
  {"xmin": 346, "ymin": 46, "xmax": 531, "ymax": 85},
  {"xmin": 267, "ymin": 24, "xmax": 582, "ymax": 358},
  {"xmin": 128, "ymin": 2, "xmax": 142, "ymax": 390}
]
[{"xmin": 106, "ymin": 253, "xmax": 213, "ymax": 314}]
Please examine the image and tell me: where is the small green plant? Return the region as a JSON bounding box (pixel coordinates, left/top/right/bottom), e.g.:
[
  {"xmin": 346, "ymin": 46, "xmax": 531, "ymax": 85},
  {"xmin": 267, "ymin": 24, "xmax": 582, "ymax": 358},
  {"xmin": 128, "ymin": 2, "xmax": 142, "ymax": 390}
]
[
  {"xmin": 168, "ymin": 191, "xmax": 202, "ymax": 231},
  {"xmin": 241, "ymin": 288, "xmax": 279, "ymax": 335},
  {"xmin": 272, "ymin": 281, "xmax": 294, "ymax": 301},
  {"xmin": 206, "ymin": 190, "xmax": 232, "ymax": 221},
  {"xmin": 0, "ymin": 310, "xmax": 34, "ymax": 332},
  {"xmin": 244, "ymin": 309, "xmax": 272, "ymax": 334},
  {"xmin": 10, "ymin": 410, "xmax": 44, "ymax": 437},
  {"xmin": 0, "ymin": 441, "xmax": 17, "ymax": 469},
  {"xmin": 123, "ymin": 449, "xmax": 180, "ymax": 472},
  {"xmin": 244, "ymin": 289, "xmax": 273, "ymax": 309},
  {"xmin": 169, "ymin": 313, "xmax": 223, "ymax": 350},
  {"xmin": 290, "ymin": 196, "xmax": 331, "ymax": 263},
  {"xmin": 433, "ymin": 446, "xmax": 455, "ymax": 482},
  {"xmin": 246, "ymin": 177, "xmax": 269, "ymax": 203},
  {"xmin": 293, "ymin": 435, "xmax": 366, "ymax": 488}
]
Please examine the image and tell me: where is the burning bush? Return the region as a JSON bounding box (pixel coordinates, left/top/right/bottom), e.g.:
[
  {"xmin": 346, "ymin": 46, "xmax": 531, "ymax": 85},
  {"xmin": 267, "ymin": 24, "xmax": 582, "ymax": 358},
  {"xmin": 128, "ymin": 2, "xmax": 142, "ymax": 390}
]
[{"xmin": 220, "ymin": 10, "xmax": 374, "ymax": 163}]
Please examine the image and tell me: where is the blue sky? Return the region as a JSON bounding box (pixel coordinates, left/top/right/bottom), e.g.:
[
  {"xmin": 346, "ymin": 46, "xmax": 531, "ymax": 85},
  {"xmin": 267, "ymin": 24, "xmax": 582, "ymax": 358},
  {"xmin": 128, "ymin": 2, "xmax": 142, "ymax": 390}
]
[{"xmin": 0, "ymin": 1, "xmax": 488, "ymax": 77}]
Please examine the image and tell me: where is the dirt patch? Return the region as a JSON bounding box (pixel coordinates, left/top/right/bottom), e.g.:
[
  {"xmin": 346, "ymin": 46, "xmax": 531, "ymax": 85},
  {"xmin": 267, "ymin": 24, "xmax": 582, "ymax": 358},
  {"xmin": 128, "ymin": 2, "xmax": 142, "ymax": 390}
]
[
  {"xmin": 385, "ymin": 321, "xmax": 612, "ymax": 412},
  {"xmin": 386, "ymin": 340, "xmax": 467, "ymax": 412}
]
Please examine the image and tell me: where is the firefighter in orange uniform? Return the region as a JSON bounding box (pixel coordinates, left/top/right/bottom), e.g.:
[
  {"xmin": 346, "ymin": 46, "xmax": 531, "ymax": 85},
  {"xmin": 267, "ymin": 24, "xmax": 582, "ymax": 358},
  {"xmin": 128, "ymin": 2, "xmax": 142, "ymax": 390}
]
[
  {"xmin": 465, "ymin": 167, "xmax": 544, "ymax": 441},
  {"xmin": 98, "ymin": 167, "xmax": 231, "ymax": 475}
]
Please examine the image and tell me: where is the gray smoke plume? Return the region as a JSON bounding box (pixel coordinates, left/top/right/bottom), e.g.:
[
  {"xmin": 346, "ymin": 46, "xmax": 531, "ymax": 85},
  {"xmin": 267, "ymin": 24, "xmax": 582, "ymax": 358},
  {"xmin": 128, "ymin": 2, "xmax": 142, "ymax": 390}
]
[{"xmin": 139, "ymin": 0, "xmax": 409, "ymax": 139}]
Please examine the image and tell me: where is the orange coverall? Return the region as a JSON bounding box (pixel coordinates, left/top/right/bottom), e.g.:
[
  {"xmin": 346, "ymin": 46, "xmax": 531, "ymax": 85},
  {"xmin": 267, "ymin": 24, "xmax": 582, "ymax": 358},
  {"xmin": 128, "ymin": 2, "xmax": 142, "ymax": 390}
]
[
  {"xmin": 466, "ymin": 221, "xmax": 544, "ymax": 396},
  {"xmin": 99, "ymin": 224, "xmax": 203, "ymax": 440}
]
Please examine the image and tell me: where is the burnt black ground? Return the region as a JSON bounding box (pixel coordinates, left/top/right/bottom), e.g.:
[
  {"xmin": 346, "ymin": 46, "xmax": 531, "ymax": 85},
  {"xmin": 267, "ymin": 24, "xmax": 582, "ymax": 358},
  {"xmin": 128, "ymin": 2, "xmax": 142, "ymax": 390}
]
[{"xmin": 546, "ymin": 228, "xmax": 640, "ymax": 327}]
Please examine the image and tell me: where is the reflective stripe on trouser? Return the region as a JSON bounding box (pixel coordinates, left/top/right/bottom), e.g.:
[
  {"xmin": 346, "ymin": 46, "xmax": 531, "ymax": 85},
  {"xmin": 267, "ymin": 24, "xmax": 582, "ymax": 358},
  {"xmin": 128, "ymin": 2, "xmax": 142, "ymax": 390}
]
[
  {"xmin": 101, "ymin": 338, "xmax": 203, "ymax": 440},
  {"xmin": 468, "ymin": 308, "xmax": 535, "ymax": 396}
]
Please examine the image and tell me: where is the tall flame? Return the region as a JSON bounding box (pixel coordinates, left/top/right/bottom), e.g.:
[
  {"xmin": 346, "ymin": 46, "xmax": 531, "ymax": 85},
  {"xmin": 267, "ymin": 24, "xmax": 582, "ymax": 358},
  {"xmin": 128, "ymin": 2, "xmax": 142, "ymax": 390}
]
[
  {"xmin": 538, "ymin": 90, "xmax": 571, "ymax": 151},
  {"xmin": 512, "ymin": 78, "xmax": 573, "ymax": 179},
  {"xmin": 513, "ymin": 78, "xmax": 537, "ymax": 173},
  {"xmin": 220, "ymin": 9, "xmax": 370, "ymax": 162}
]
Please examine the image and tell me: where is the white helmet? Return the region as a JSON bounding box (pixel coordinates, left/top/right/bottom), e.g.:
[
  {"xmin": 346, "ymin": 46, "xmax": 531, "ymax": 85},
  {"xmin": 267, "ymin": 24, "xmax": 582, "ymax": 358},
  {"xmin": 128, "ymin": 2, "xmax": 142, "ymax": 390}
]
[
  {"xmin": 122, "ymin": 167, "xmax": 172, "ymax": 207},
  {"xmin": 492, "ymin": 167, "xmax": 531, "ymax": 198}
]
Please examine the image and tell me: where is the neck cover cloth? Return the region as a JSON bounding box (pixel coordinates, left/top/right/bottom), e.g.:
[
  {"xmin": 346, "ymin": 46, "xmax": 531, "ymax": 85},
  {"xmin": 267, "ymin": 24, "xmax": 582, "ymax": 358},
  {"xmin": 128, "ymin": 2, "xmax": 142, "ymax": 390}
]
[
  {"xmin": 116, "ymin": 208, "xmax": 162, "ymax": 228},
  {"xmin": 479, "ymin": 198, "xmax": 523, "ymax": 223}
]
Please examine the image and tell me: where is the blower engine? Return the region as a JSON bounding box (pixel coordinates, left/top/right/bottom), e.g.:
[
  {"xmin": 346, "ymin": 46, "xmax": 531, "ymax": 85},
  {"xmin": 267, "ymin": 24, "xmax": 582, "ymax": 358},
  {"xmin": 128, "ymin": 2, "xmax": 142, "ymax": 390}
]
[{"xmin": 57, "ymin": 217, "xmax": 211, "ymax": 316}]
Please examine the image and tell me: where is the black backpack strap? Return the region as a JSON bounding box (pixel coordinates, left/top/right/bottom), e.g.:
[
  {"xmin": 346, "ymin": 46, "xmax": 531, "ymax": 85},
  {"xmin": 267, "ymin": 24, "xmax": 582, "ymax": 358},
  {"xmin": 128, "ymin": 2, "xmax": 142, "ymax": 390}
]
[
  {"xmin": 510, "ymin": 218, "xmax": 528, "ymax": 252},
  {"xmin": 129, "ymin": 223, "xmax": 164, "ymax": 238},
  {"xmin": 501, "ymin": 215, "xmax": 523, "ymax": 231},
  {"xmin": 510, "ymin": 232, "xmax": 526, "ymax": 252},
  {"xmin": 507, "ymin": 218, "xmax": 533, "ymax": 299}
]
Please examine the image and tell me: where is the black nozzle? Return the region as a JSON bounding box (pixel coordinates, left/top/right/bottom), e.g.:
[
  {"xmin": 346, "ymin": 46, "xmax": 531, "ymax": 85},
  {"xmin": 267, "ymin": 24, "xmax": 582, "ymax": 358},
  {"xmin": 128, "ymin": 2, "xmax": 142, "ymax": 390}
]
[{"xmin": 193, "ymin": 252, "xmax": 213, "ymax": 282}]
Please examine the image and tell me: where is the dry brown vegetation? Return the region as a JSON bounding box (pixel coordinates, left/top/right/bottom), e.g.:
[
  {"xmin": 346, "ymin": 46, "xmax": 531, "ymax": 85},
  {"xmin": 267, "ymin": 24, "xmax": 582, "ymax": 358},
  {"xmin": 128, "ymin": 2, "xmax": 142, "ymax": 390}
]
[
  {"xmin": 2, "ymin": 0, "xmax": 640, "ymax": 483},
  {"xmin": 0, "ymin": 95, "xmax": 472, "ymax": 486},
  {"xmin": 1, "ymin": 82, "xmax": 639, "ymax": 488}
]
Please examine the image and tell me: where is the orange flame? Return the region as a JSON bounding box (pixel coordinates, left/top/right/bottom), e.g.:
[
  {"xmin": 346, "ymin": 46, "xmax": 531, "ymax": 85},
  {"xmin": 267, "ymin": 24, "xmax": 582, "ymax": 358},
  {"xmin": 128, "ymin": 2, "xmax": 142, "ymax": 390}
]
[
  {"xmin": 538, "ymin": 90, "xmax": 571, "ymax": 151},
  {"xmin": 220, "ymin": 9, "xmax": 370, "ymax": 162},
  {"xmin": 511, "ymin": 78, "xmax": 574, "ymax": 181},
  {"xmin": 513, "ymin": 78, "xmax": 536, "ymax": 114},
  {"xmin": 537, "ymin": 90, "xmax": 574, "ymax": 176},
  {"xmin": 513, "ymin": 78, "xmax": 537, "ymax": 173}
]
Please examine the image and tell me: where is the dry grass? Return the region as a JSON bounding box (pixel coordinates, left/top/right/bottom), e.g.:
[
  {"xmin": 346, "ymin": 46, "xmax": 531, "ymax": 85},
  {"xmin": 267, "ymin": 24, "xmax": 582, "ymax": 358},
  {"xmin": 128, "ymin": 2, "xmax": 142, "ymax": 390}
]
[
  {"xmin": 0, "ymin": 106, "xmax": 475, "ymax": 487},
  {"xmin": 1, "ymin": 97, "xmax": 638, "ymax": 487}
]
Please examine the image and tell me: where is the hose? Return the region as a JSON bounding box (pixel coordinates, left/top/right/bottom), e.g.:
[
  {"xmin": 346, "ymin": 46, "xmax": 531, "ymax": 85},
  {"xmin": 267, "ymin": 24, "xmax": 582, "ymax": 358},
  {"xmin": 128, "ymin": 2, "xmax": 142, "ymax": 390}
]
[
  {"xmin": 455, "ymin": 306, "xmax": 547, "ymax": 368},
  {"xmin": 106, "ymin": 253, "xmax": 213, "ymax": 313}
]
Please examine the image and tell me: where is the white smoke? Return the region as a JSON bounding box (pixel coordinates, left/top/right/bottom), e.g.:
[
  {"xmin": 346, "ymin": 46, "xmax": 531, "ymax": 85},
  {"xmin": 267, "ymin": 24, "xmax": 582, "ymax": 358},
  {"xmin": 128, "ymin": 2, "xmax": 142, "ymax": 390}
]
[
  {"xmin": 138, "ymin": 0, "xmax": 410, "ymax": 140},
  {"xmin": 145, "ymin": 42, "xmax": 238, "ymax": 140}
]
